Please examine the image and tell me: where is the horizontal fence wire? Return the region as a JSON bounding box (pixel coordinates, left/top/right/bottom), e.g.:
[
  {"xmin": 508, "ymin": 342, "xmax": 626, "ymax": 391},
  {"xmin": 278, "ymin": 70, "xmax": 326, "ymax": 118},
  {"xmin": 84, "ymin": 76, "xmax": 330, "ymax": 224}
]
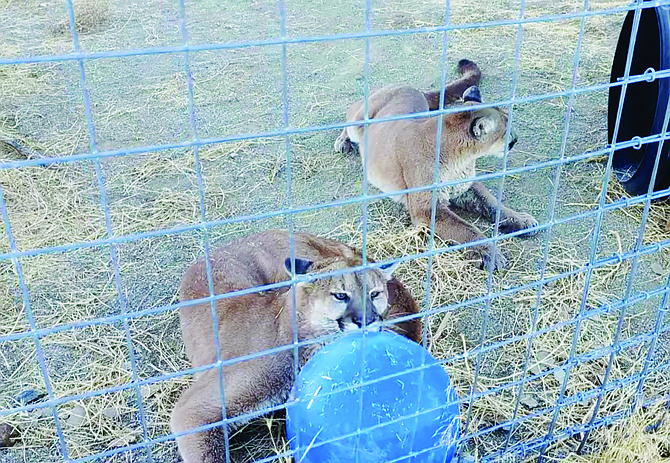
[
  {"xmin": 2, "ymin": 272, "xmax": 670, "ymax": 422},
  {"xmin": 1, "ymin": 143, "xmax": 670, "ymax": 263},
  {"xmin": 0, "ymin": 3, "xmax": 651, "ymax": 67},
  {"xmin": 0, "ymin": 71, "xmax": 668, "ymax": 171},
  {"xmin": 1, "ymin": 211, "xmax": 669, "ymax": 346},
  {"xmin": 1, "ymin": 0, "xmax": 670, "ymax": 462}
]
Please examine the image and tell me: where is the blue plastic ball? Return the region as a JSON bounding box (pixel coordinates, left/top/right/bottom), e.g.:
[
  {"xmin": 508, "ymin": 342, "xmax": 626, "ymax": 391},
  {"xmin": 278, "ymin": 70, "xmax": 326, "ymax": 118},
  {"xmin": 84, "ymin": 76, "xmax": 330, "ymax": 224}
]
[{"xmin": 286, "ymin": 330, "xmax": 460, "ymax": 463}]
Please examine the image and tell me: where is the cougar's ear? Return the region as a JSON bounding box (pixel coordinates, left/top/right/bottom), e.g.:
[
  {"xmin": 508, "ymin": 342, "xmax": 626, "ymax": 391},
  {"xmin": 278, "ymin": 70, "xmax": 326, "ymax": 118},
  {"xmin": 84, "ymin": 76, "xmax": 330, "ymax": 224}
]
[
  {"xmin": 379, "ymin": 261, "xmax": 400, "ymax": 281},
  {"xmin": 284, "ymin": 257, "xmax": 313, "ymax": 276},
  {"xmin": 471, "ymin": 116, "xmax": 497, "ymax": 139},
  {"xmin": 463, "ymin": 86, "xmax": 482, "ymax": 103}
]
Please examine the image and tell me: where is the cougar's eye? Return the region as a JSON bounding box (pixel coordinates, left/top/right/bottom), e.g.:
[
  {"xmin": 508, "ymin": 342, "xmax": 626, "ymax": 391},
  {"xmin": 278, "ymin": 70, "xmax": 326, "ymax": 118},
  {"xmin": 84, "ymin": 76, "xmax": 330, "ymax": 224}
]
[
  {"xmin": 332, "ymin": 292, "xmax": 349, "ymax": 302},
  {"xmin": 370, "ymin": 290, "xmax": 381, "ymax": 300}
]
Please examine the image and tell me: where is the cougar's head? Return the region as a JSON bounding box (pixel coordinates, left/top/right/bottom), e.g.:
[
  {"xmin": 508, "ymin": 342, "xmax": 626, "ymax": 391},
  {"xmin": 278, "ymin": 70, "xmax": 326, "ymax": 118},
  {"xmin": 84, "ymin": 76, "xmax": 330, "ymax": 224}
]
[
  {"xmin": 445, "ymin": 85, "xmax": 518, "ymax": 160},
  {"xmin": 284, "ymin": 257, "xmax": 398, "ymax": 338}
]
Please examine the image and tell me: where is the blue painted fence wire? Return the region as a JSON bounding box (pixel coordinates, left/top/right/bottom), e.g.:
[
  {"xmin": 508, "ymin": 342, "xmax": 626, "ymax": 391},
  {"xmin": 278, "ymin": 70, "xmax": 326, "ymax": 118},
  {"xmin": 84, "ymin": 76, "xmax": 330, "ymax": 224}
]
[{"xmin": 1, "ymin": 0, "xmax": 670, "ymax": 462}]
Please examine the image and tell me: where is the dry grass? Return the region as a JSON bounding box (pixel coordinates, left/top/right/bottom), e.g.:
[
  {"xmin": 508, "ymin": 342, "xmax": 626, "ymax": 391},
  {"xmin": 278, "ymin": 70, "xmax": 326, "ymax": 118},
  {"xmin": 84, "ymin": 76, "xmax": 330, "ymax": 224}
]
[
  {"xmin": 602, "ymin": 171, "xmax": 670, "ymax": 246},
  {"xmin": 0, "ymin": 165, "xmax": 105, "ymax": 252},
  {"xmin": 192, "ymin": 188, "xmax": 670, "ymax": 461},
  {"xmin": 0, "ymin": 309, "xmax": 188, "ymax": 461},
  {"xmin": 564, "ymin": 401, "xmax": 670, "ymax": 463},
  {"xmin": 49, "ymin": 0, "xmax": 113, "ymax": 35},
  {"xmin": 1, "ymin": 0, "xmax": 669, "ymax": 461},
  {"xmin": 0, "ymin": 152, "xmax": 668, "ymax": 462},
  {"xmin": 331, "ymin": 201, "xmax": 668, "ymax": 460}
]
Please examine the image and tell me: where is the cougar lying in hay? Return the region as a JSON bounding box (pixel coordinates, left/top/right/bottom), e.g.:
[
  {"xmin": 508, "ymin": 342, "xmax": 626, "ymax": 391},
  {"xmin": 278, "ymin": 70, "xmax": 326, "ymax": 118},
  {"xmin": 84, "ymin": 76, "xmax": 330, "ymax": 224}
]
[
  {"xmin": 335, "ymin": 59, "xmax": 538, "ymax": 270},
  {"xmin": 170, "ymin": 230, "xmax": 421, "ymax": 463}
]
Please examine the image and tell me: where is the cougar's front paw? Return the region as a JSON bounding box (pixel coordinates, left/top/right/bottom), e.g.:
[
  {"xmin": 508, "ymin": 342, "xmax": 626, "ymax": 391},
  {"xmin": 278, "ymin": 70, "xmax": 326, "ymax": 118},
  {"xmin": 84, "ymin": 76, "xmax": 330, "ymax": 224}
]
[
  {"xmin": 499, "ymin": 212, "xmax": 539, "ymax": 237},
  {"xmin": 481, "ymin": 245, "xmax": 507, "ymax": 272},
  {"xmin": 334, "ymin": 130, "xmax": 354, "ymax": 153},
  {"xmin": 469, "ymin": 244, "xmax": 507, "ymax": 272}
]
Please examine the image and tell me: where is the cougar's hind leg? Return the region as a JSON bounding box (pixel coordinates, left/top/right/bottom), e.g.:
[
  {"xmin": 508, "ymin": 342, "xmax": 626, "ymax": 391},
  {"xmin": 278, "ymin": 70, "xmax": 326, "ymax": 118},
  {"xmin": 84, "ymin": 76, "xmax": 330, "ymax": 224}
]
[
  {"xmin": 171, "ymin": 358, "xmax": 289, "ymax": 463},
  {"xmin": 171, "ymin": 370, "xmax": 226, "ymax": 463},
  {"xmin": 171, "ymin": 367, "xmax": 254, "ymax": 463}
]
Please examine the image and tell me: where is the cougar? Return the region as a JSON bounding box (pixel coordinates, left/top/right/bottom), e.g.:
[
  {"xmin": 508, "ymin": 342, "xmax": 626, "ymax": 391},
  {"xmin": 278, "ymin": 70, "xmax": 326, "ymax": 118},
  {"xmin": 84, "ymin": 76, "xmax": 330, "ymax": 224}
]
[
  {"xmin": 334, "ymin": 59, "xmax": 538, "ymax": 270},
  {"xmin": 170, "ymin": 230, "xmax": 421, "ymax": 463}
]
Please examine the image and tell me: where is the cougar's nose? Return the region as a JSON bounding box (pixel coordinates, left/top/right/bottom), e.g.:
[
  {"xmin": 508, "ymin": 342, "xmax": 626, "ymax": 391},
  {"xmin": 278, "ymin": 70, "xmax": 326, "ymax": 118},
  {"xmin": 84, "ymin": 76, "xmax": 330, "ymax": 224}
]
[
  {"xmin": 353, "ymin": 311, "xmax": 380, "ymax": 328},
  {"xmin": 508, "ymin": 135, "xmax": 518, "ymax": 151}
]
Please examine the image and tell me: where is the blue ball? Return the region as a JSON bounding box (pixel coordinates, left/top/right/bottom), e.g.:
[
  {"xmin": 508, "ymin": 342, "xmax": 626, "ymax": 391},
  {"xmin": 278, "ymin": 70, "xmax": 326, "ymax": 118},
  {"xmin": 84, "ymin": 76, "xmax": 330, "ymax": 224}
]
[{"xmin": 286, "ymin": 330, "xmax": 460, "ymax": 463}]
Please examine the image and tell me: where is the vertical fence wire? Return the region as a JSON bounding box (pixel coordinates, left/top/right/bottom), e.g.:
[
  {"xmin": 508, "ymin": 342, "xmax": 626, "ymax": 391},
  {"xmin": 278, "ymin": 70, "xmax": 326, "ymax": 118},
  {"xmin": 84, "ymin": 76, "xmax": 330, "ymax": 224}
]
[
  {"xmin": 422, "ymin": 1, "xmax": 451, "ymax": 334},
  {"xmin": 353, "ymin": 0, "xmax": 374, "ymax": 458},
  {"xmin": 0, "ymin": 189, "xmax": 70, "ymax": 460},
  {"xmin": 276, "ymin": 0, "xmax": 305, "ymax": 459},
  {"xmin": 408, "ymin": 0, "xmax": 452, "ymax": 456}
]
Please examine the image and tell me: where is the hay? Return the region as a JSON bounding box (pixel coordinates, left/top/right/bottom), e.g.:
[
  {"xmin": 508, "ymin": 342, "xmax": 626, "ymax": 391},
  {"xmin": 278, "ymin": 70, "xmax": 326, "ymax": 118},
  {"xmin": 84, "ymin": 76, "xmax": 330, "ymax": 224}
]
[
  {"xmin": 603, "ymin": 172, "xmax": 670, "ymax": 247},
  {"xmin": 1, "ymin": 0, "xmax": 669, "ymax": 461},
  {"xmin": 49, "ymin": 0, "xmax": 113, "ymax": 35},
  {"xmin": 563, "ymin": 401, "xmax": 670, "ymax": 463},
  {"xmin": 0, "ymin": 310, "xmax": 188, "ymax": 461},
  {"xmin": 217, "ymin": 188, "xmax": 670, "ymax": 461},
  {"xmin": 1, "ymin": 133, "xmax": 668, "ymax": 462},
  {"xmin": 567, "ymin": 159, "xmax": 670, "ymax": 247},
  {"xmin": 0, "ymin": 165, "xmax": 105, "ymax": 253}
]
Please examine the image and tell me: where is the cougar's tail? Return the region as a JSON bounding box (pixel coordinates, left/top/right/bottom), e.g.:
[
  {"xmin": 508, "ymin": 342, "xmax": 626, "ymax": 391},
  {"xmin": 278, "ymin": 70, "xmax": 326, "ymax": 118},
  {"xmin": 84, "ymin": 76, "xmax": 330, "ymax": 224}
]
[{"xmin": 424, "ymin": 59, "xmax": 482, "ymax": 110}]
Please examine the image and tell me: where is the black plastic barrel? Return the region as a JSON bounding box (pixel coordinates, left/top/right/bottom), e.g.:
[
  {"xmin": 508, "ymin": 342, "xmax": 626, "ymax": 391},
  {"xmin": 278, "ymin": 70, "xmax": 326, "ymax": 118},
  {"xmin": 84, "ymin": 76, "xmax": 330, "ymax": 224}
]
[{"xmin": 608, "ymin": 2, "xmax": 670, "ymax": 196}]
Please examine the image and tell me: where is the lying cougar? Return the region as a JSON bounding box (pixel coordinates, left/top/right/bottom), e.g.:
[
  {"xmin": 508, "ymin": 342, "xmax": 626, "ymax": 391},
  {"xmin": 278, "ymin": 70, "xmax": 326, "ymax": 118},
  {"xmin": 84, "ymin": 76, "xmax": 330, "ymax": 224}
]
[
  {"xmin": 335, "ymin": 59, "xmax": 538, "ymax": 270},
  {"xmin": 170, "ymin": 230, "xmax": 420, "ymax": 463}
]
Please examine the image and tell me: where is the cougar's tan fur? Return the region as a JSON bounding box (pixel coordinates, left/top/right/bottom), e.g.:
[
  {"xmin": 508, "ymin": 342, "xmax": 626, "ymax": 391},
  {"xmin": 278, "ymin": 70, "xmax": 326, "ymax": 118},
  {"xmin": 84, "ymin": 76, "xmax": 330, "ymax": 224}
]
[
  {"xmin": 335, "ymin": 59, "xmax": 538, "ymax": 270},
  {"xmin": 170, "ymin": 230, "xmax": 420, "ymax": 463}
]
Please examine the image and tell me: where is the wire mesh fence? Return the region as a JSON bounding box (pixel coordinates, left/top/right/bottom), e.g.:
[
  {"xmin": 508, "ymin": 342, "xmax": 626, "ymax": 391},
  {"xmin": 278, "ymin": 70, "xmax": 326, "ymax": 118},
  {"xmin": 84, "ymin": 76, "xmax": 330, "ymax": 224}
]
[{"xmin": 0, "ymin": 0, "xmax": 669, "ymax": 462}]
